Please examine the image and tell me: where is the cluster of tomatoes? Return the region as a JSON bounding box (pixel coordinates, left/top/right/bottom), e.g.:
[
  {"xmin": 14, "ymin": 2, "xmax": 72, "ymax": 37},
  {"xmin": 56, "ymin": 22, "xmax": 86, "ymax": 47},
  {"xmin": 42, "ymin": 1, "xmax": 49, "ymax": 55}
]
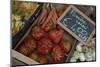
[
  {"xmin": 16, "ymin": 6, "xmax": 72, "ymax": 64},
  {"xmin": 17, "ymin": 25, "xmax": 72, "ymax": 64}
]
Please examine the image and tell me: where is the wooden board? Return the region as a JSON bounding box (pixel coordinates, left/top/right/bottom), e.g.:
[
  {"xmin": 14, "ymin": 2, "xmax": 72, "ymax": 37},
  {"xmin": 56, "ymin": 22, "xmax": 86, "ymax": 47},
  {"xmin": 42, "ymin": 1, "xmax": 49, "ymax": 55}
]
[
  {"xmin": 57, "ymin": 5, "xmax": 95, "ymax": 45},
  {"xmin": 12, "ymin": 50, "xmax": 39, "ymax": 65}
]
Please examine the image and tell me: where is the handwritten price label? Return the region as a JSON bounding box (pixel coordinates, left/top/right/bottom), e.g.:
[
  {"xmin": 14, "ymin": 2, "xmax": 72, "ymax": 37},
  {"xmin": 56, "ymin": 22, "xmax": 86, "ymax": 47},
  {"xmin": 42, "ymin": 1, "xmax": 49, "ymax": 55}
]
[{"xmin": 57, "ymin": 5, "xmax": 95, "ymax": 45}]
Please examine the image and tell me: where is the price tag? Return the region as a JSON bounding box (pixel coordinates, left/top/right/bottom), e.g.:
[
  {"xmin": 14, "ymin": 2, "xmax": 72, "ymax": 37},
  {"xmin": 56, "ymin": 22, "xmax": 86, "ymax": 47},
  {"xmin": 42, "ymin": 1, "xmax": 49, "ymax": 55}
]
[{"xmin": 57, "ymin": 5, "xmax": 95, "ymax": 45}]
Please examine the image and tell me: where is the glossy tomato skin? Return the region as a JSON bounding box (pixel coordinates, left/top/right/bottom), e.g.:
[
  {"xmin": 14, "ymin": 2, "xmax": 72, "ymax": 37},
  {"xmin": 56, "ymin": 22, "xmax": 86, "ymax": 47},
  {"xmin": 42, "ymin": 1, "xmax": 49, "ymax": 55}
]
[
  {"xmin": 37, "ymin": 37, "xmax": 53, "ymax": 55},
  {"xmin": 51, "ymin": 45, "xmax": 65, "ymax": 63},
  {"xmin": 32, "ymin": 26, "xmax": 45, "ymax": 40},
  {"xmin": 48, "ymin": 29, "xmax": 64, "ymax": 44}
]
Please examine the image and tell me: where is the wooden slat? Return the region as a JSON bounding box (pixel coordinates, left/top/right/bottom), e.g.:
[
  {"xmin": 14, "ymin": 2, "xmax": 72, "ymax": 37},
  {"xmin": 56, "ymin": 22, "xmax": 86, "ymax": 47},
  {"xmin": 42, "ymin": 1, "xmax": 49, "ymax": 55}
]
[{"xmin": 12, "ymin": 50, "xmax": 39, "ymax": 65}]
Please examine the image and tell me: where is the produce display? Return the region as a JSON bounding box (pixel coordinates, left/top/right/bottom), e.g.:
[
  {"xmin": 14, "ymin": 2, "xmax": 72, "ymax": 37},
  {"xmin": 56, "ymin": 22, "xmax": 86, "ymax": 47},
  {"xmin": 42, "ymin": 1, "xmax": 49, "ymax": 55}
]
[
  {"xmin": 70, "ymin": 38, "xmax": 96, "ymax": 62},
  {"xmin": 16, "ymin": 4, "xmax": 73, "ymax": 64},
  {"xmin": 12, "ymin": 1, "xmax": 38, "ymax": 36},
  {"xmin": 12, "ymin": 1, "xmax": 96, "ymax": 65}
]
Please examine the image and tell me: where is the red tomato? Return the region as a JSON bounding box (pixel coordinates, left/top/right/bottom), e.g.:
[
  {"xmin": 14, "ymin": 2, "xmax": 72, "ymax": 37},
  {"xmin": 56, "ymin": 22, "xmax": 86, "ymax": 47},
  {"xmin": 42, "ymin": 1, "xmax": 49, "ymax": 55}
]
[
  {"xmin": 32, "ymin": 26, "xmax": 45, "ymax": 40},
  {"xmin": 51, "ymin": 45, "xmax": 65, "ymax": 63},
  {"xmin": 24, "ymin": 36, "xmax": 37, "ymax": 50},
  {"xmin": 16, "ymin": 36, "xmax": 37, "ymax": 56},
  {"xmin": 60, "ymin": 41, "xmax": 72, "ymax": 54},
  {"xmin": 16, "ymin": 45, "xmax": 32, "ymax": 56},
  {"xmin": 37, "ymin": 37, "xmax": 53, "ymax": 55},
  {"xmin": 48, "ymin": 29, "xmax": 64, "ymax": 44}
]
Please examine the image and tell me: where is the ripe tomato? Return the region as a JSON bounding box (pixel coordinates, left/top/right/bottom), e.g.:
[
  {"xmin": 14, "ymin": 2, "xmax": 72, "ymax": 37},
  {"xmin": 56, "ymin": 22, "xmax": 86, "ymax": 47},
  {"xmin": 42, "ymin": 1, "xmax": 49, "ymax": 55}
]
[
  {"xmin": 60, "ymin": 41, "xmax": 72, "ymax": 54},
  {"xmin": 24, "ymin": 36, "xmax": 37, "ymax": 50},
  {"xmin": 48, "ymin": 29, "xmax": 64, "ymax": 44},
  {"xmin": 32, "ymin": 26, "xmax": 45, "ymax": 40},
  {"xmin": 51, "ymin": 45, "xmax": 65, "ymax": 63},
  {"xmin": 16, "ymin": 36, "xmax": 37, "ymax": 56},
  {"xmin": 37, "ymin": 37, "xmax": 53, "ymax": 55}
]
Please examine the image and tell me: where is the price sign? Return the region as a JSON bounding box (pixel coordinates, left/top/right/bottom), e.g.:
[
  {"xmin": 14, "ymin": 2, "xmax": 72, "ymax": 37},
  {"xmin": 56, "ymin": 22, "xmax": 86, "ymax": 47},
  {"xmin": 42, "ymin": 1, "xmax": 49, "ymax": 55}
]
[{"xmin": 57, "ymin": 5, "xmax": 95, "ymax": 45}]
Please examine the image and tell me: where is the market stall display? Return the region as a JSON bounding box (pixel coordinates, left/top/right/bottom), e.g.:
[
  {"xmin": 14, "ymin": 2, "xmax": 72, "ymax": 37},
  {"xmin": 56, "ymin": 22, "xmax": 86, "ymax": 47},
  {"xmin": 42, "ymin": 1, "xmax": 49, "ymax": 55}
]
[
  {"xmin": 14, "ymin": 4, "xmax": 76, "ymax": 64},
  {"xmin": 70, "ymin": 38, "xmax": 96, "ymax": 62},
  {"xmin": 11, "ymin": 1, "xmax": 96, "ymax": 66}
]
